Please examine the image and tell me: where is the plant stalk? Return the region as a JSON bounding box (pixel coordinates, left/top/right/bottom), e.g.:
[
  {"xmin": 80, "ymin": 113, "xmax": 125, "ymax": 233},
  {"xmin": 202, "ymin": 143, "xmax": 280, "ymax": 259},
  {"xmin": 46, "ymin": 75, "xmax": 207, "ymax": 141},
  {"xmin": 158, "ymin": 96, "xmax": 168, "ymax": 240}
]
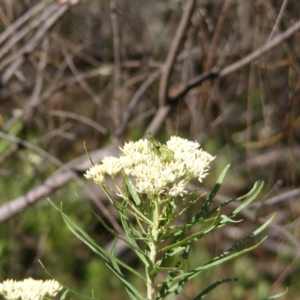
[{"xmin": 146, "ymin": 201, "xmax": 160, "ymax": 300}]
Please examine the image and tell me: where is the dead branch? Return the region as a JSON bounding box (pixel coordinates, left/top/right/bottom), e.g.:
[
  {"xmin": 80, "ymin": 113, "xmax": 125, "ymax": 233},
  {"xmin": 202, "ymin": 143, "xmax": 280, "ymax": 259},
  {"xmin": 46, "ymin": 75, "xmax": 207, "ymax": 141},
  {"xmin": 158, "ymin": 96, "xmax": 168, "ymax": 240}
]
[
  {"xmin": 147, "ymin": 19, "xmax": 300, "ymax": 135},
  {"xmin": 158, "ymin": 0, "xmax": 196, "ymax": 107},
  {"xmin": 110, "ymin": 0, "xmax": 122, "ymax": 127},
  {"xmin": 0, "ymin": 144, "xmax": 119, "ymax": 223}
]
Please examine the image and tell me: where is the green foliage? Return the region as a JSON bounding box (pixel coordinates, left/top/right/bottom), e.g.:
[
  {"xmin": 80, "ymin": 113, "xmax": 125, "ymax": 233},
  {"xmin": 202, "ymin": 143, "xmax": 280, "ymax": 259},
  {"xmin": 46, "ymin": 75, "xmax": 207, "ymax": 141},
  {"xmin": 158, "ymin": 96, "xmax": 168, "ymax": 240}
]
[
  {"xmin": 53, "ymin": 164, "xmax": 278, "ymax": 299},
  {"xmin": 0, "ymin": 183, "xmax": 121, "ymax": 297},
  {"xmin": 0, "ymin": 119, "xmax": 23, "ymax": 154}
]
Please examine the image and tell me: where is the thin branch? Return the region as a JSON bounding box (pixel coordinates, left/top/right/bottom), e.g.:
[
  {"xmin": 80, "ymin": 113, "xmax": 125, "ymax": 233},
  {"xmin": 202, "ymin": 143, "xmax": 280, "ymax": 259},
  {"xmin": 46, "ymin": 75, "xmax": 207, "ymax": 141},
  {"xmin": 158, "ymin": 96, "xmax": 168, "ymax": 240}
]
[
  {"xmin": 267, "ymin": 0, "xmax": 289, "ymax": 41},
  {"xmin": 0, "ymin": 2, "xmax": 57, "ymax": 59},
  {"xmin": 30, "ymin": 36, "xmax": 49, "ymax": 107},
  {"xmin": 219, "ymin": 19, "xmax": 300, "ymax": 77},
  {"xmin": 158, "ymin": 0, "xmax": 196, "ymax": 107},
  {"xmin": 167, "ymin": 71, "xmax": 218, "ymax": 103},
  {"xmin": 0, "ymin": 131, "xmax": 64, "ymax": 168},
  {"xmin": 0, "ymin": 121, "xmax": 119, "ymax": 232},
  {"xmin": 0, "ymin": 143, "xmax": 19, "ymax": 165},
  {"xmin": 145, "ymin": 105, "xmax": 172, "ymax": 136},
  {"xmin": 0, "ymin": 3, "xmax": 71, "ymax": 72},
  {"xmin": 147, "ymin": 19, "xmax": 300, "ymax": 134},
  {"xmin": 31, "ymin": 122, "xmax": 74, "ymax": 143},
  {"xmin": 0, "ymin": 5, "xmax": 11, "ymax": 30},
  {"xmin": 204, "ymin": 0, "xmax": 232, "ymax": 70},
  {"xmin": 0, "ymin": 145, "xmax": 119, "ymax": 224},
  {"xmin": 60, "ymin": 41, "xmax": 102, "ymax": 105},
  {"xmin": 110, "ymin": 0, "xmax": 122, "ymax": 126},
  {"xmin": 116, "ymin": 69, "xmax": 161, "ymax": 137},
  {"xmin": 48, "ymin": 110, "xmax": 108, "ymax": 134},
  {"xmin": 249, "ymin": 188, "xmax": 300, "ymax": 208},
  {"xmin": 1, "ymin": 56, "xmax": 25, "ymax": 84}
]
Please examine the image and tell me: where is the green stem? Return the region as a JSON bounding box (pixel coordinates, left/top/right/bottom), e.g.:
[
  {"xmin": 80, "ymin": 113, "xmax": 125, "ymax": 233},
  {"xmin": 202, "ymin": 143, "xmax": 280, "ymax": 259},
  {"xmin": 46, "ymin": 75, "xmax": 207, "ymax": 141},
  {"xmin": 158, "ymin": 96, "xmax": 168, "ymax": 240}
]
[{"xmin": 146, "ymin": 200, "xmax": 160, "ymax": 300}]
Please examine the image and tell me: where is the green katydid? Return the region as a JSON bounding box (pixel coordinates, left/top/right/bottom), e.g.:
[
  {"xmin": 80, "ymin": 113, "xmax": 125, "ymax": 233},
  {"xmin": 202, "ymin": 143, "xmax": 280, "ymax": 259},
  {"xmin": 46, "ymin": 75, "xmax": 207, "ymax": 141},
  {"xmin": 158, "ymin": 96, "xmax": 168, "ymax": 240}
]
[{"xmin": 146, "ymin": 131, "xmax": 174, "ymax": 162}]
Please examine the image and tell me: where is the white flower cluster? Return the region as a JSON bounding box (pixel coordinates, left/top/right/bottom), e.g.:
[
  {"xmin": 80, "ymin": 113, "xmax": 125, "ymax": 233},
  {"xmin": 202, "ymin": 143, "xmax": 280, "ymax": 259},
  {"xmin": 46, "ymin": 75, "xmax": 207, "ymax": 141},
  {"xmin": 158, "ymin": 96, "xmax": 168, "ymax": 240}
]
[
  {"xmin": 85, "ymin": 135, "xmax": 215, "ymax": 197},
  {"xmin": 0, "ymin": 278, "xmax": 62, "ymax": 300}
]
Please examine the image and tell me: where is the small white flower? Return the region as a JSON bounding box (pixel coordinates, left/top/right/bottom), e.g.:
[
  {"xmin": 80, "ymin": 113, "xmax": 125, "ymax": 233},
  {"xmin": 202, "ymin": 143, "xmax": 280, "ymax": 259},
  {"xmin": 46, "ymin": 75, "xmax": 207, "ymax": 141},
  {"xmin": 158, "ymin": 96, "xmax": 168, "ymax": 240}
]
[
  {"xmin": 0, "ymin": 278, "xmax": 62, "ymax": 300},
  {"xmin": 169, "ymin": 180, "xmax": 187, "ymax": 197},
  {"xmin": 85, "ymin": 135, "xmax": 215, "ymax": 198},
  {"xmin": 85, "ymin": 163, "xmax": 105, "ymax": 185},
  {"xmin": 101, "ymin": 156, "xmax": 123, "ymax": 177}
]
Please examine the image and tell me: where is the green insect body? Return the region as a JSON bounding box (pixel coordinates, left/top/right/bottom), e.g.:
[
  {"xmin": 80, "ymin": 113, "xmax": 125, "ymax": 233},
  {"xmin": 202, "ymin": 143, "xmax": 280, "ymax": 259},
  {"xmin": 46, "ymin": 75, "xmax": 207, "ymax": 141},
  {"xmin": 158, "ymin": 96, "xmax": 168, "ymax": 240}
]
[{"xmin": 146, "ymin": 131, "xmax": 174, "ymax": 162}]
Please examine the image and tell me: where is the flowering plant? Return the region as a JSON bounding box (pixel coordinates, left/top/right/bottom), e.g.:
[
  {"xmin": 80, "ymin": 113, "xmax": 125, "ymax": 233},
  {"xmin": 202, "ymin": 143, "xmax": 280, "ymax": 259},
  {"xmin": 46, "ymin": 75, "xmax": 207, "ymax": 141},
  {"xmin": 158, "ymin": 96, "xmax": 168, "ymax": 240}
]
[
  {"xmin": 58, "ymin": 133, "xmax": 274, "ymax": 299},
  {"xmin": 0, "ymin": 278, "xmax": 62, "ymax": 300}
]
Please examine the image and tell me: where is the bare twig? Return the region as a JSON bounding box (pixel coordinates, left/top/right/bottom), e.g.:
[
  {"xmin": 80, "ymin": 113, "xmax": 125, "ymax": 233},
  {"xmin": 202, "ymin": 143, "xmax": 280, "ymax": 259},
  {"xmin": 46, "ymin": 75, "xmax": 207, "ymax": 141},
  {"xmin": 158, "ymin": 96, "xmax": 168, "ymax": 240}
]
[
  {"xmin": 158, "ymin": 0, "xmax": 196, "ymax": 107},
  {"xmin": 0, "ymin": 5, "xmax": 11, "ymax": 29},
  {"xmin": 0, "ymin": 1, "xmax": 48, "ymax": 46},
  {"xmin": 145, "ymin": 105, "xmax": 172, "ymax": 136},
  {"xmin": 32, "ymin": 122, "xmax": 75, "ymax": 143},
  {"xmin": 147, "ymin": 19, "xmax": 300, "ymax": 134},
  {"xmin": 116, "ymin": 69, "xmax": 161, "ymax": 137},
  {"xmin": 60, "ymin": 41, "xmax": 103, "ymax": 105},
  {"xmin": 249, "ymin": 188, "xmax": 300, "ymax": 208},
  {"xmin": 207, "ymin": 186, "xmax": 300, "ymax": 256},
  {"xmin": 267, "ymin": 0, "xmax": 289, "ymax": 41},
  {"xmin": 0, "ymin": 145, "xmax": 119, "ymax": 224},
  {"xmin": 204, "ymin": 0, "xmax": 232, "ymax": 70},
  {"xmin": 110, "ymin": 0, "xmax": 122, "ymax": 126},
  {"xmin": 0, "ymin": 3, "xmax": 71, "ymax": 72},
  {"xmin": 168, "ymin": 70, "xmax": 218, "ymax": 102},
  {"xmin": 1, "ymin": 56, "xmax": 25, "ymax": 84},
  {"xmin": 48, "ymin": 110, "xmax": 107, "ymax": 134},
  {"xmin": 30, "ymin": 36, "xmax": 49, "ymax": 107},
  {"xmin": 0, "ymin": 131, "xmax": 64, "ymax": 167},
  {"xmin": 219, "ymin": 19, "xmax": 300, "ymax": 77},
  {"xmin": 0, "ymin": 2, "xmax": 57, "ymax": 60}
]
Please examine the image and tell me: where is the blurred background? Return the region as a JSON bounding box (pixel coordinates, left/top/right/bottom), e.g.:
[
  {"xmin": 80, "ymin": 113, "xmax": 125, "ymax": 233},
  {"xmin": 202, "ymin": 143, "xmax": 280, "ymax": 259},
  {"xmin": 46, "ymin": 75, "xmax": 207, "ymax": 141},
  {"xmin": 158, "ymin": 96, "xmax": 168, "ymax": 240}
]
[{"xmin": 0, "ymin": 0, "xmax": 299, "ymax": 299}]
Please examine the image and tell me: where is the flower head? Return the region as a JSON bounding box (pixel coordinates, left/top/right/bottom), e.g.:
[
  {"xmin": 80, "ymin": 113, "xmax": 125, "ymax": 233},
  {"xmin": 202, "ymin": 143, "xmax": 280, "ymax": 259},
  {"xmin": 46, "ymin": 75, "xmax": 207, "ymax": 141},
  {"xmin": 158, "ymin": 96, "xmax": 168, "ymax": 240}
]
[
  {"xmin": 0, "ymin": 278, "xmax": 62, "ymax": 300},
  {"xmin": 85, "ymin": 135, "xmax": 215, "ymax": 198}
]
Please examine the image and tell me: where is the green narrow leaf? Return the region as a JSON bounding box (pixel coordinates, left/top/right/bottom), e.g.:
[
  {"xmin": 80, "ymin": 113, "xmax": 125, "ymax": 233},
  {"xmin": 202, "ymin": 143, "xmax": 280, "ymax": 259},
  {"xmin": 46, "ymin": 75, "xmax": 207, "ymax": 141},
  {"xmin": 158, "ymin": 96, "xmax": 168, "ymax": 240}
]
[
  {"xmin": 49, "ymin": 200, "xmax": 145, "ymax": 300},
  {"xmin": 174, "ymin": 191, "xmax": 206, "ymax": 219},
  {"xmin": 82, "ymin": 198, "xmax": 148, "ymax": 262},
  {"xmin": 160, "ymin": 218, "xmax": 218, "ymax": 253},
  {"xmin": 204, "ymin": 197, "xmax": 236, "ymax": 219},
  {"xmin": 263, "ymin": 288, "xmax": 288, "ymax": 299},
  {"xmin": 156, "ymin": 206, "xmax": 226, "ymax": 296},
  {"xmin": 200, "ymin": 215, "xmax": 274, "ymax": 271},
  {"xmin": 108, "ymin": 239, "xmax": 140, "ymax": 300},
  {"xmin": 118, "ymin": 210, "xmax": 150, "ymax": 267},
  {"xmin": 161, "ymin": 169, "xmax": 229, "ymax": 253},
  {"xmin": 60, "ymin": 290, "xmax": 69, "ymax": 300},
  {"xmin": 220, "ymin": 215, "xmax": 242, "ymax": 224},
  {"xmin": 166, "ymin": 237, "xmax": 267, "ymax": 298},
  {"xmin": 156, "ymin": 245, "xmax": 191, "ymax": 300},
  {"xmin": 61, "ymin": 209, "xmax": 145, "ymax": 279},
  {"xmin": 83, "ymin": 141, "xmax": 94, "ymax": 166},
  {"xmin": 125, "ymin": 177, "xmax": 141, "ymax": 205},
  {"xmin": 205, "ymin": 181, "xmax": 263, "ymax": 221},
  {"xmin": 193, "ymin": 278, "xmax": 238, "ymax": 300},
  {"xmin": 62, "ymin": 215, "xmax": 144, "ymax": 299},
  {"xmin": 229, "ymin": 181, "xmax": 264, "ymax": 217},
  {"xmin": 101, "ymin": 185, "xmax": 122, "ymax": 209},
  {"xmin": 160, "ymin": 215, "xmax": 274, "ymax": 298},
  {"xmin": 39, "ymin": 260, "xmax": 97, "ymax": 300},
  {"xmin": 196, "ymin": 165, "xmax": 230, "ymax": 218}
]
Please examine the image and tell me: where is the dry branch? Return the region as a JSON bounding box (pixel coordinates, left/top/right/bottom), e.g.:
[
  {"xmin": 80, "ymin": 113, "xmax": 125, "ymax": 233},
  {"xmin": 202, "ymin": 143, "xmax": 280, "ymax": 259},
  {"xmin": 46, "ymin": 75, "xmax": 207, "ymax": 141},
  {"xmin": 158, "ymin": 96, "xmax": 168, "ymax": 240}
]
[
  {"xmin": 0, "ymin": 145, "xmax": 119, "ymax": 223},
  {"xmin": 147, "ymin": 19, "xmax": 300, "ymax": 135},
  {"xmin": 158, "ymin": 0, "xmax": 196, "ymax": 107}
]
